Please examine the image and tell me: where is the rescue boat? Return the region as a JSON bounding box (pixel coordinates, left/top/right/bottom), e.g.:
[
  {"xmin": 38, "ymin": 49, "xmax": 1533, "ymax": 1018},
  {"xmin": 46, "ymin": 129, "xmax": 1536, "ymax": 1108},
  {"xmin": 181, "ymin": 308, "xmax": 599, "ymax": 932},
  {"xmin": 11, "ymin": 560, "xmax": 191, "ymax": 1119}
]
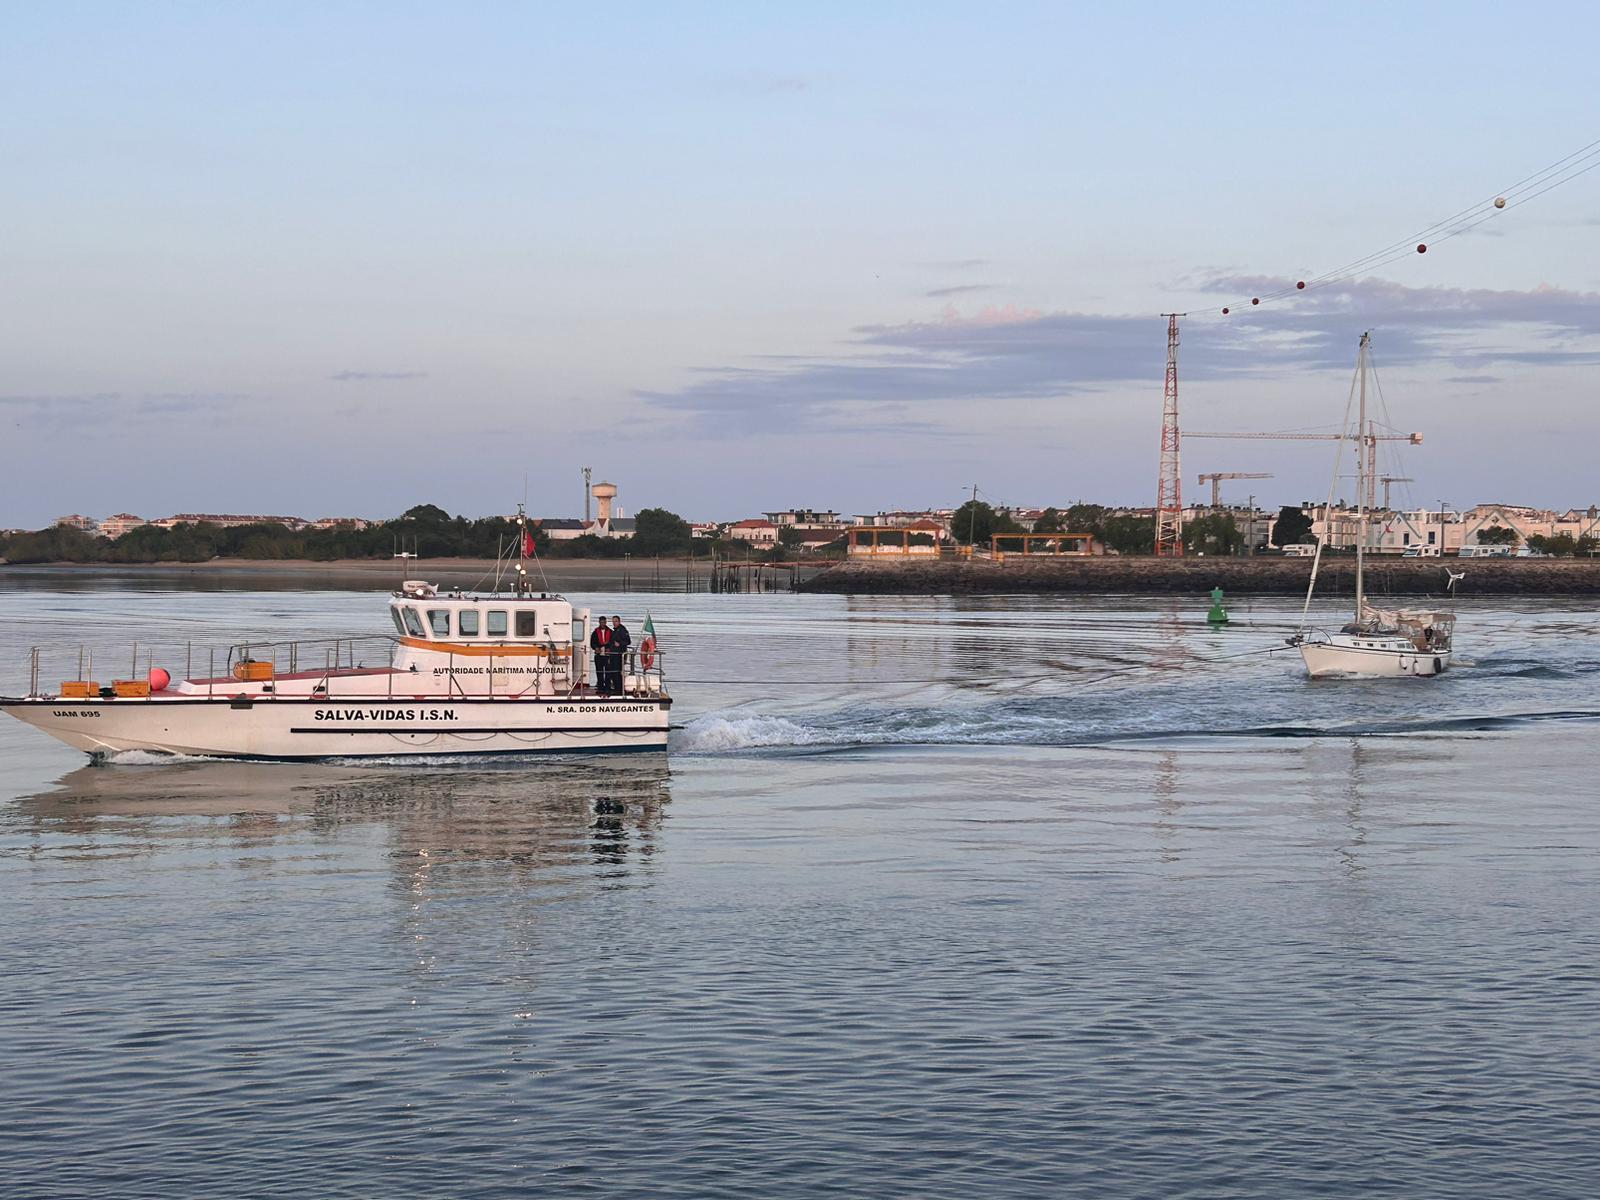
[{"xmin": 1, "ymin": 580, "xmax": 670, "ymax": 760}]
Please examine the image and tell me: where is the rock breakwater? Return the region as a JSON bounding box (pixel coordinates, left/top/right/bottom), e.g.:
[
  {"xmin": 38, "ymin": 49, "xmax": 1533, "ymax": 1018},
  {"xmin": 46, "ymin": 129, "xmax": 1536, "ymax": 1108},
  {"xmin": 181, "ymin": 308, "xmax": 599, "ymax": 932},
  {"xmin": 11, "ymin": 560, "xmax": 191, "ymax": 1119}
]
[{"xmin": 799, "ymin": 557, "xmax": 1600, "ymax": 596}]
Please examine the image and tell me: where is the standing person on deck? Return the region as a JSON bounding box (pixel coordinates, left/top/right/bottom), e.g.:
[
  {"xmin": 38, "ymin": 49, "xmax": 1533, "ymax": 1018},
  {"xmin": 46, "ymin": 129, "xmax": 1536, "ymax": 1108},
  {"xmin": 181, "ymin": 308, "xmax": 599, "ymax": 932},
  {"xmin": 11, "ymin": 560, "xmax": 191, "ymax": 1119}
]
[
  {"xmin": 609, "ymin": 616, "xmax": 632, "ymax": 693},
  {"xmin": 589, "ymin": 618, "xmax": 615, "ymax": 694}
]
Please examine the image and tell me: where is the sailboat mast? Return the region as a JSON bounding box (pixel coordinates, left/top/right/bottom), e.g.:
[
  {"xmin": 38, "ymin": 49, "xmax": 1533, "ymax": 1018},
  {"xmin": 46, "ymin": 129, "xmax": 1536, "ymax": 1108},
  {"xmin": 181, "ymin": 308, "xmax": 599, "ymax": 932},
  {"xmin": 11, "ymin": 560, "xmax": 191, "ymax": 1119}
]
[{"xmin": 1355, "ymin": 332, "xmax": 1368, "ymax": 621}]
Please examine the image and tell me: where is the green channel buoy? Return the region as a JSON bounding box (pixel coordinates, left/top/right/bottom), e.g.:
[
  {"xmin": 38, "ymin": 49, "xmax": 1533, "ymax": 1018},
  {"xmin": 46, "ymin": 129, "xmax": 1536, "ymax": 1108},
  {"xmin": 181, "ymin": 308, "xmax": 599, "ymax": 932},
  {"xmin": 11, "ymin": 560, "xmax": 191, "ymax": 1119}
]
[{"xmin": 1207, "ymin": 585, "xmax": 1229, "ymax": 625}]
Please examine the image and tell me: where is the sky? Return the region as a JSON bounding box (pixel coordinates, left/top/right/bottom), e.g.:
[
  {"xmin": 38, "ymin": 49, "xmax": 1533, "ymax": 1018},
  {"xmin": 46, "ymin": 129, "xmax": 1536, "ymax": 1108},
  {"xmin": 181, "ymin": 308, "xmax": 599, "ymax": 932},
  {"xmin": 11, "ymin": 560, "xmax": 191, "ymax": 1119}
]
[{"xmin": 4, "ymin": 1, "xmax": 1599, "ymax": 527}]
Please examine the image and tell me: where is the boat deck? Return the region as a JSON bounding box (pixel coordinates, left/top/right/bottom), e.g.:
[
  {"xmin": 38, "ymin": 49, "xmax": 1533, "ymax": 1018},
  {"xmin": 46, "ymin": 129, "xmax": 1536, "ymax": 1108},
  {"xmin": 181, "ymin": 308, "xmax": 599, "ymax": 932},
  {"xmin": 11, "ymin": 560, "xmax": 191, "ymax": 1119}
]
[{"xmin": 181, "ymin": 666, "xmax": 402, "ymax": 686}]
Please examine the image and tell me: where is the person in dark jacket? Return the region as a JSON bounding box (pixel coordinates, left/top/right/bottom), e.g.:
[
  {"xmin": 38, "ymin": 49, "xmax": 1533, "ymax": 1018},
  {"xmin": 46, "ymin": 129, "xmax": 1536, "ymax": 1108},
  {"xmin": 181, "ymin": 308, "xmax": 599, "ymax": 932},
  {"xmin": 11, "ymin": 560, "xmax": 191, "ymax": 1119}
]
[
  {"xmin": 608, "ymin": 616, "xmax": 632, "ymax": 693},
  {"xmin": 589, "ymin": 618, "xmax": 616, "ymax": 693}
]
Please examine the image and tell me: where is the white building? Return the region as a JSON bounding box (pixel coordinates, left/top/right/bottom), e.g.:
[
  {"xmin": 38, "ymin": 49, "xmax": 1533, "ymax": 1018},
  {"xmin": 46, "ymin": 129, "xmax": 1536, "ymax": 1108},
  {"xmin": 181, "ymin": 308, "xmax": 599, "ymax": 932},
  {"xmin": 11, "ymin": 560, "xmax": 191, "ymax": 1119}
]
[
  {"xmin": 763, "ymin": 509, "xmax": 844, "ymax": 530},
  {"xmin": 97, "ymin": 513, "xmax": 149, "ymax": 539},
  {"xmin": 53, "ymin": 514, "xmax": 100, "ymax": 534},
  {"xmin": 727, "ymin": 518, "xmax": 778, "ymax": 545}
]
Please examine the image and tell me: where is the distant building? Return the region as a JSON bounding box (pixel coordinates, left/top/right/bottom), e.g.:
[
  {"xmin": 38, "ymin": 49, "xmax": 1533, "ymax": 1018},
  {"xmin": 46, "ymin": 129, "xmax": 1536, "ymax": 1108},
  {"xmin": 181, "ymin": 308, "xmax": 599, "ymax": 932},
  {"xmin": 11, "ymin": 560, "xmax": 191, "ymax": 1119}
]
[
  {"xmin": 848, "ymin": 519, "xmax": 945, "ymax": 558},
  {"xmin": 727, "ymin": 518, "xmax": 778, "ymax": 545},
  {"xmin": 690, "ymin": 522, "xmax": 721, "ymax": 539},
  {"xmin": 539, "ymin": 519, "xmax": 590, "ymax": 542},
  {"xmin": 153, "ymin": 513, "xmax": 307, "ymax": 530},
  {"xmin": 53, "ymin": 514, "xmax": 100, "ymax": 534},
  {"xmin": 311, "ymin": 516, "xmax": 371, "ymax": 531},
  {"xmin": 793, "ymin": 528, "xmax": 849, "ymax": 553},
  {"xmin": 98, "ymin": 513, "xmax": 148, "ymax": 539},
  {"xmin": 855, "ymin": 509, "xmax": 954, "ymax": 530},
  {"xmin": 763, "ymin": 509, "xmax": 844, "ymax": 529}
]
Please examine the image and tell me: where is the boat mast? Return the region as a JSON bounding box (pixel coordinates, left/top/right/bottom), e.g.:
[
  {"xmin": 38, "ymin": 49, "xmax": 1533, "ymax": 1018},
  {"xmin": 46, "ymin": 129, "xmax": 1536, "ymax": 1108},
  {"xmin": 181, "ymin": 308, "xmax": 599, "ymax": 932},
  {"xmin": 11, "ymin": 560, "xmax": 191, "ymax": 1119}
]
[{"xmin": 1355, "ymin": 332, "xmax": 1368, "ymax": 622}]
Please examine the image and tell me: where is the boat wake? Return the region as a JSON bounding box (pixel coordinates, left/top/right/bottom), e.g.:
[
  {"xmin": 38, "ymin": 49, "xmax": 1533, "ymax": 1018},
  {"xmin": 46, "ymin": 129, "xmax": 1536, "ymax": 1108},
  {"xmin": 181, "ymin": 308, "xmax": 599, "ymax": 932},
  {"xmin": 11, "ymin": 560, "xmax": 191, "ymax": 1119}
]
[{"xmin": 674, "ymin": 701, "xmax": 1600, "ymax": 754}]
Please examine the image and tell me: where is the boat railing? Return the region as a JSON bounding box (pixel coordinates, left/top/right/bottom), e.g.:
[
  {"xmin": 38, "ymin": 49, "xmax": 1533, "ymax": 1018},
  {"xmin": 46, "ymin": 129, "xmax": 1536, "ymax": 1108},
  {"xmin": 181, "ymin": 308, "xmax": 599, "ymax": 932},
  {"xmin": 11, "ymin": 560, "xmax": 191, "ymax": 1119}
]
[
  {"xmin": 226, "ymin": 635, "xmax": 399, "ymax": 678},
  {"xmin": 14, "ymin": 637, "xmax": 668, "ymax": 702},
  {"xmin": 622, "ymin": 648, "xmax": 668, "ymax": 696}
]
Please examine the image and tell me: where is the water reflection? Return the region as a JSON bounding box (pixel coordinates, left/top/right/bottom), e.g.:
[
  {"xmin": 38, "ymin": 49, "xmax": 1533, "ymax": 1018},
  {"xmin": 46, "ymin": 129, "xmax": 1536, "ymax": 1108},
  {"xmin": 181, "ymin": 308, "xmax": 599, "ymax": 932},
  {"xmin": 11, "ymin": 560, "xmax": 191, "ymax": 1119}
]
[{"xmin": 10, "ymin": 756, "xmax": 673, "ymax": 885}]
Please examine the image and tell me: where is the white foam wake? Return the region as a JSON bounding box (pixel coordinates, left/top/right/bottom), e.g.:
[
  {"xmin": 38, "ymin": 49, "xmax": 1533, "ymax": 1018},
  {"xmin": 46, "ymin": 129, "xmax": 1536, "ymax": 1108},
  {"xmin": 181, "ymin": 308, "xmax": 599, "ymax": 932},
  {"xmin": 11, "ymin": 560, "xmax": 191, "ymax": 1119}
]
[
  {"xmin": 94, "ymin": 749, "xmax": 223, "ymax": 765},
  {"xmin": 674, "ymin": 713, "xmax": 830, "ymax": 752}
]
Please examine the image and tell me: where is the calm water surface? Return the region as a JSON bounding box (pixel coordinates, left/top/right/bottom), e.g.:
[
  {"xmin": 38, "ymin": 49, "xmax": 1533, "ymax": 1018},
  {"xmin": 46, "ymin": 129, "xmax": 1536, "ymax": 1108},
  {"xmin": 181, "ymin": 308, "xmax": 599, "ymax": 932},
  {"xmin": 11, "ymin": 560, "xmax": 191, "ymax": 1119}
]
[{"xmin": 2, "ymin": 577, "xmax": 1599, "ymax": 1198}]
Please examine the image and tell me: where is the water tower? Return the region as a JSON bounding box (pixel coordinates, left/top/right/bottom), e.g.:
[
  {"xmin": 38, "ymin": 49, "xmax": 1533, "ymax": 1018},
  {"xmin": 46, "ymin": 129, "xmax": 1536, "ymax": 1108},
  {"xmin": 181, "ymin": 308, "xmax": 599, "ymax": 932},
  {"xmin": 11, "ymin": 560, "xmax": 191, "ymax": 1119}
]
[{"xmin": 592, "ymin": 481, "xmax": 618, "ymax": 524}]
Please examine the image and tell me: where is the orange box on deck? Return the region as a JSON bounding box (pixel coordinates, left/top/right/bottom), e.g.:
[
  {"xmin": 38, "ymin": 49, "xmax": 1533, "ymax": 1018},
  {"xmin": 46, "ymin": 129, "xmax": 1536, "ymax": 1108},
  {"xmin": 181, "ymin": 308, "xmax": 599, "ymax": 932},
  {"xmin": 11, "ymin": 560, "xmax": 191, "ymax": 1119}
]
[
  {"xmin": 233, "ymin": 661, "xmax": 274, "ymax": 682},
  {"xmin": 59, "ymin": 680, "xmax": 100, "ymax": 698},
  {"xmin": 112, "ymin": 679, "xmax": 151, "ymax": 698}
]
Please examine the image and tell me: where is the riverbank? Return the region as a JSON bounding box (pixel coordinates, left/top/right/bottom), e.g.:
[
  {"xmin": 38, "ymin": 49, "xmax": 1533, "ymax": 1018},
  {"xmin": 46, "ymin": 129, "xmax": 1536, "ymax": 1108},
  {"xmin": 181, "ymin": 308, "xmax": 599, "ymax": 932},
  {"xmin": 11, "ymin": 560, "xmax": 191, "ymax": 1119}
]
[
  {"xmin": 0, "ymin": 557, "xmax": 826, "ymax": 591},
  {"xmin": 799, "ymin": 556, "xmax": 1600, "ymax": 596}
]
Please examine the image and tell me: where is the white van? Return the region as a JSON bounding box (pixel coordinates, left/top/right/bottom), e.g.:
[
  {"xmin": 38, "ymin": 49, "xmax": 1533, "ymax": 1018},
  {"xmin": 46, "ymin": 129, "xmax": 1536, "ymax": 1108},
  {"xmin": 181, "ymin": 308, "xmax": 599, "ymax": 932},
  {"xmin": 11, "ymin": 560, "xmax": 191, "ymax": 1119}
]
[
  {"xmin": 1459, "ymin": 545, "xmax": 1511, "ymax": 558},
  {"xmin": 1280, "ymin": 544, "xmax": 1317, "ymax": 557},
  {"xmin": 1401, "ymin": 545, "xmax": 1442, "ymax": 558}
]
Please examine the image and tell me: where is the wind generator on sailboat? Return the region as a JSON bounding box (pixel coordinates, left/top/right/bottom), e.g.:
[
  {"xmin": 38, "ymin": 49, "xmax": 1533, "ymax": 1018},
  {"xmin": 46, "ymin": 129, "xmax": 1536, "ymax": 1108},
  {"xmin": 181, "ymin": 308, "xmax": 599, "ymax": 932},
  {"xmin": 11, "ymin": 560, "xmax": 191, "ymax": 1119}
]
[{"xmin": 1287, "ymin": 333, "xmax": 1455, "ymax": 678}]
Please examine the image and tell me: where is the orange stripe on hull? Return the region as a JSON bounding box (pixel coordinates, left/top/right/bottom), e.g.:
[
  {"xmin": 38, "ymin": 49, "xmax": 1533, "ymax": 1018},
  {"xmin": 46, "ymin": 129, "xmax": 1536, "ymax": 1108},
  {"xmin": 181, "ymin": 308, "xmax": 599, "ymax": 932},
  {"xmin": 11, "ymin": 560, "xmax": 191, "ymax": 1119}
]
[{"xmin": 399, "ymin": 636, "xmax": 571, "ymax": 658}]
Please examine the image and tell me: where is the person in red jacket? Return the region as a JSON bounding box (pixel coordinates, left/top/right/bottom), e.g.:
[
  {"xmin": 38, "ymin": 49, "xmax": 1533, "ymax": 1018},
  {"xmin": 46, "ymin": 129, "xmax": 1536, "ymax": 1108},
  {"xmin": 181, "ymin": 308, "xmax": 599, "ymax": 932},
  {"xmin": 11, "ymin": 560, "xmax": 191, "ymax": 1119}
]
[{"xmin": 589, "ymin": 618, "xmax": 615, "ymax": 694}]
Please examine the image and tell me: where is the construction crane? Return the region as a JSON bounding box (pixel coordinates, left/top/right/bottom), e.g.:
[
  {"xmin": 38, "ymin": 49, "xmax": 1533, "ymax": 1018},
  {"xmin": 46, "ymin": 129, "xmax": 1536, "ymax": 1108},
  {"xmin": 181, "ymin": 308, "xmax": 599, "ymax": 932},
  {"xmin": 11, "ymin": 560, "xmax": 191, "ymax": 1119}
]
[
  {"xmin": 1379, "ymin": 475, "xmax": 1414, "ymax": 510},
  {"xmin": 1186, "ymin": 429, "xmax": 1422, "ymax": 513},
  {"xmin": 1197, "ymin": 471, "xmax": 1272, "ymax": 509}
]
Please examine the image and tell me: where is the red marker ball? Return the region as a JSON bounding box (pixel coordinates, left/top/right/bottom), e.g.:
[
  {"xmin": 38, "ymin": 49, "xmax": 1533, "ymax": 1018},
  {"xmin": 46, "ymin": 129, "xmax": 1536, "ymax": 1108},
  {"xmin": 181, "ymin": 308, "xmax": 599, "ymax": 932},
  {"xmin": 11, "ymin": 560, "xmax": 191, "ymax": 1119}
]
[
  {"xmin": 1296, "ymin": 281, "xmax": 1306, "ymax": 289},
  {"xmin": 1221, "ymin": 307, "xmax": 1230, "ymax": 315},
  {"xmin": 1417, "ymin": 243, "xmax": 1427, "ymax": 253},
  {"xmin": 1251, "ymin": 297, "xmax": 1260, "ymax": 305}
]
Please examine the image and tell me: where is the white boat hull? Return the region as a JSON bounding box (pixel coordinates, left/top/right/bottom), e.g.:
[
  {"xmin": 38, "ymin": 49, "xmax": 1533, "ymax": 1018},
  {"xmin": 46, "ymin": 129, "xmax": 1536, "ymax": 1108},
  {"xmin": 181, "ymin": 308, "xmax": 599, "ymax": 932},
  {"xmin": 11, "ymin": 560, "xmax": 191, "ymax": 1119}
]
[
  {"xmin": 1299, "ymin": 639, "xmax": 1449, "ymax": 678},
  {"xmin": 0, "ymin": 695, "xmax": 671, "ymax": 760}
]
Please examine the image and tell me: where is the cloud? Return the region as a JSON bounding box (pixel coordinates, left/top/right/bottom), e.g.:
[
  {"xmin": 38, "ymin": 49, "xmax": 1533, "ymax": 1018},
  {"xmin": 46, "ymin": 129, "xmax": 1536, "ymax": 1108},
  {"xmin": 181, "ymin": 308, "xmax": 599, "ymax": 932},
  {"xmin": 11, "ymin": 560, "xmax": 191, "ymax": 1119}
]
[
  {"xmin": 925, "ymin": 284, "xmax": 996, "ymax": 298},
  {"xmin": 640, "ymin": 277, "xmax": 1600, "ymax": 433},
  {"xmin": 1443, "ymin": 374, "xmax": 1500, "ymax": 384},
  {"xmin": 329, "ymin": 370, "xmax": 428, "ymax": 382},
  {"xmin": 923, "ymin": 258, "xmax": 988, "ymax": 271}
]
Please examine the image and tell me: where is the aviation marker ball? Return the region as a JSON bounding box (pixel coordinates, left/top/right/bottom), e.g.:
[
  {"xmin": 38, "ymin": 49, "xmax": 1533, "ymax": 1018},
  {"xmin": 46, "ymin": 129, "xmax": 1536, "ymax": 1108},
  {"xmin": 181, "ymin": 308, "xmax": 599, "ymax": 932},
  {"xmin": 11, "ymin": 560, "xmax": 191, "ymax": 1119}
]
[
  {"xmin": 1417, "ymin": 243, "xmax": 1427, "ymax": 253},
  {"xmin": 1296, "ymin": 281, "xmax": 1306, "ymax": 289},
  {"xmin": 1494, "ymin": 196, "xmax": 1507, "ymax": 208}
]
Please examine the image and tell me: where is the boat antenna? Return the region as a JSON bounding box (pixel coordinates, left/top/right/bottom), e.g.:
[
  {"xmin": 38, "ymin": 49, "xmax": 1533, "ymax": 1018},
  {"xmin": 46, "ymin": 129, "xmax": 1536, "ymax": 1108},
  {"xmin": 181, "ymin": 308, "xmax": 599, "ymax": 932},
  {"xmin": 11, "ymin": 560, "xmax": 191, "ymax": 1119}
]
[{"xmin": 514, "ymin": 503, "xmax": 552, "ymax": 595}]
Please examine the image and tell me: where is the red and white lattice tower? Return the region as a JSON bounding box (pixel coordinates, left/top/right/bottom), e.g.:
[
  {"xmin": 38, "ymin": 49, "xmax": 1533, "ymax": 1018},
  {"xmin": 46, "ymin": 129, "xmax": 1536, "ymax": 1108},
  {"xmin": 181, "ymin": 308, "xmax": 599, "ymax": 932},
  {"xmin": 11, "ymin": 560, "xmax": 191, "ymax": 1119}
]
[{"xmin": 1154, "ymin": 313, "xmax": 1184, "ymax": 557}]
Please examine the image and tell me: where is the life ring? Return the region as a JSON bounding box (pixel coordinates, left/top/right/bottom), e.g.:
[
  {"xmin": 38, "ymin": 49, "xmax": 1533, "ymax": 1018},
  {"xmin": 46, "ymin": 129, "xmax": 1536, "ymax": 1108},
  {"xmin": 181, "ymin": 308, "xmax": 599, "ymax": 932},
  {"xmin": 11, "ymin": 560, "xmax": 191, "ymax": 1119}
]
[{"xmin": 640, "ymin": 636, "xmax": 656, "ymax": 670}]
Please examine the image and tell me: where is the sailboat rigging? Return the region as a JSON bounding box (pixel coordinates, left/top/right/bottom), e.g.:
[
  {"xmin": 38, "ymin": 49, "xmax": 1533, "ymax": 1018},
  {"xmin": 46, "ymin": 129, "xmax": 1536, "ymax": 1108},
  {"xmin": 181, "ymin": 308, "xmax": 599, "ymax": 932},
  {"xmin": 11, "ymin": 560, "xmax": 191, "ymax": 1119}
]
[{"xmin": 1288, "ymin": 333, "xmax": 1455, "ymax": 678}]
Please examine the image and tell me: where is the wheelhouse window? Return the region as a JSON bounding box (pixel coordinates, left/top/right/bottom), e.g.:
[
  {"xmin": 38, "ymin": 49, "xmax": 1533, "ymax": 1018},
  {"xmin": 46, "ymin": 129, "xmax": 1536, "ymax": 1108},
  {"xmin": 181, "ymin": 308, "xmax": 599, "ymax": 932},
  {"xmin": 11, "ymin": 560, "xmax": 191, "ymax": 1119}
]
[
  {"xmin": 429, "ymin": 610, "xmax": 451, "ymax": 637},
  {"xmin": 391, "ymin": 609, "xmax": 406, "ymax": 636},
  {"xmin": 458, "ymin": 609, "xmax": 479, "ymax": 637},
  {"xmin": 515, "ymin": 610, "xmax": 538, "ymax": 638},
  {"xmin": 402, "ymin": 607, "xmax": 426, "ymax": 637},
  {"xmin": 487, "ymin": 610, "xmax": 508, "ymax": 637}
]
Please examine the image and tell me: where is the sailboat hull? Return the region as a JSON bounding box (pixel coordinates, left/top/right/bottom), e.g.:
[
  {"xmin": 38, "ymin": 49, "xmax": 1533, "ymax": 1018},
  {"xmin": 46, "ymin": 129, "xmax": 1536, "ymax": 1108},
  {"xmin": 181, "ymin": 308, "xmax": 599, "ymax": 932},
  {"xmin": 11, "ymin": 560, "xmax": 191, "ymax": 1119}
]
[{"xmin": 1299, "ymin": 639, "xmax": 1449, "ymax": 678}]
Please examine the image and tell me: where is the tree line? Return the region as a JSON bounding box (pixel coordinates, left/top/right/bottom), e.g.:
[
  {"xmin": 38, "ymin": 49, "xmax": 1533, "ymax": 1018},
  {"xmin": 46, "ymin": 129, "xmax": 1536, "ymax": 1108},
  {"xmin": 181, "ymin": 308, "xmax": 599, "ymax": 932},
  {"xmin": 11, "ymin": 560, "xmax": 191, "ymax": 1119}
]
[{"xmin": 0, "ymin": 504, "xmax": 717, "ymax": 565}]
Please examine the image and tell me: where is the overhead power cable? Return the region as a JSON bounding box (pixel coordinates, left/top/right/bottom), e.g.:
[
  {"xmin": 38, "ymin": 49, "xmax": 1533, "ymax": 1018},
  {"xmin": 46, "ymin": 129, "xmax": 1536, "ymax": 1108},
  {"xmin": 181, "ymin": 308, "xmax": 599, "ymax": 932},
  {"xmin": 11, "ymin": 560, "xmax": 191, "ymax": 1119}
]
[{"xmin": 1205, "ymin": 134, "xmax": 1600, "ymax": 318}]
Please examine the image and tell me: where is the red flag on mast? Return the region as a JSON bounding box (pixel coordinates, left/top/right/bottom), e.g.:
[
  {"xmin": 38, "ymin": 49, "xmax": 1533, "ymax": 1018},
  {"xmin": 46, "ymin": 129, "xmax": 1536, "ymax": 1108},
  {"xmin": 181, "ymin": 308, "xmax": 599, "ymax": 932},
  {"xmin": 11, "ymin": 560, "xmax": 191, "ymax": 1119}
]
[{"xmin": 522, "ymin": 528, "xmax": 535, "ymax": 558}]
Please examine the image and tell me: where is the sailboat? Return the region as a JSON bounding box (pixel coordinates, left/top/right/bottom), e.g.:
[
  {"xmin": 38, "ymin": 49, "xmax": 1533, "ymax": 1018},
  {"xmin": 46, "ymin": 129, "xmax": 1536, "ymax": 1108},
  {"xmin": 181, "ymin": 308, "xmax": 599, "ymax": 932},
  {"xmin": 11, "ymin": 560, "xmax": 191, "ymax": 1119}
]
[{"xmin": 1288, "ymin": 333, "xmax": 1455, "ymax": 678}]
